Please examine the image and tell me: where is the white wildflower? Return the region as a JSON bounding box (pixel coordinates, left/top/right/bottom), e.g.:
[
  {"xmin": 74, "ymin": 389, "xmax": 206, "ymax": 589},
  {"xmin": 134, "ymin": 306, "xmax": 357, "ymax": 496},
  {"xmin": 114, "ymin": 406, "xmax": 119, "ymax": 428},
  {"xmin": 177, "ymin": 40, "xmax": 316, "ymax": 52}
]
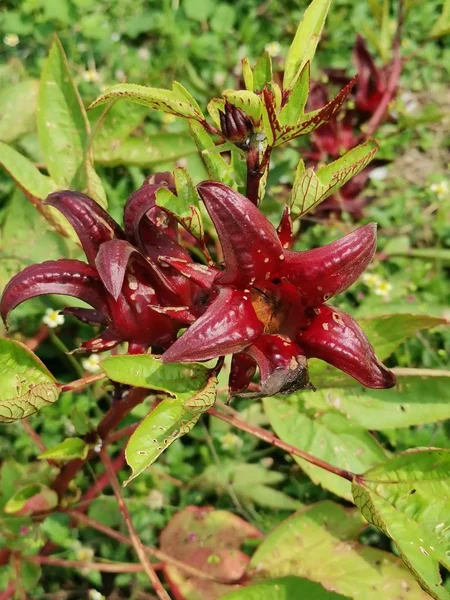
[
  {"xmin": 430, "ymin": 181, "xmax": 449, "ymax": 200},
  {"xmin": 265, "ymin": 41, "xmax": 281, "ymax": 57},
  {"xmin": 220, "ymin": 432, "xmax": 244, "ymax": 452},
  {"xmin": 42, "ymin": 308, "xmax": 65, "ymax": 329},
  {"xmin": 3, "ymin": 34, "xmax": 19, "ymax": 47},
  {"xmin": 82, "ymin": 354, "xmax": 101, "ymax": 373},
  {"xmin": 147, "ymin": 489, "xmax": 165, "ymax": 510}
]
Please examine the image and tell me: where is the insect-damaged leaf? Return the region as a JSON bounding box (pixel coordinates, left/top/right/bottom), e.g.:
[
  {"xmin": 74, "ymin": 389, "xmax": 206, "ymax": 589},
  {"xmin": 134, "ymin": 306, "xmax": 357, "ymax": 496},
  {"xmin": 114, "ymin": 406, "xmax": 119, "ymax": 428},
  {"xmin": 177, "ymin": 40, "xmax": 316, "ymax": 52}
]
[
  {"xmin": 0, "ymin": 338, "xmax": 60, "ymax": 423},
  {"xmin": 353, "ymin": 449, "xmax": 450, "ymax": 600}
]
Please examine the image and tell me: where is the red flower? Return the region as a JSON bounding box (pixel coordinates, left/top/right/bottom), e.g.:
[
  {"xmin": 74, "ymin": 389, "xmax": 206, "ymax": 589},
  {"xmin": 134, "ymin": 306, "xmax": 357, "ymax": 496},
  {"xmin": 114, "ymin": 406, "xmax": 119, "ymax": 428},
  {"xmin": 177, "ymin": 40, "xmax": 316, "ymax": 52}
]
[
  {"xmin": 162, "ymin": 182, "xmax": 395, "ymax": 395},
  {"xmin": 1, "ymin": 174, "xmax": 203, "ymax": 354}
]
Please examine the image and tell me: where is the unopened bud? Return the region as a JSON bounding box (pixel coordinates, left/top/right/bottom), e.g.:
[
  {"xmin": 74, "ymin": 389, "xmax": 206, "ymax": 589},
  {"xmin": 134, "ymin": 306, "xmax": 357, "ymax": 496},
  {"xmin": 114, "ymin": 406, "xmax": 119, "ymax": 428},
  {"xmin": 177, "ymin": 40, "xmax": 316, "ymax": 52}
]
[{"xmin": 219, "ymin": 101, "xmax": 253, "ymax": 148}]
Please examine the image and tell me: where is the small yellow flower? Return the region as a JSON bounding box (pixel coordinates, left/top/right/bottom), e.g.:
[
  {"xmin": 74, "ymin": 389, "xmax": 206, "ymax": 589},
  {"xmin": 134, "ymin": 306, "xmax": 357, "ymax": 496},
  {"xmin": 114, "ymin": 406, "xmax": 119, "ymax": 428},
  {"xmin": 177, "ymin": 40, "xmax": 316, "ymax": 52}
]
[
  {"xmin": 220, "ymin": 432, "xmax": 244, "ymax": 451},
  {"xmin": 82, "ymin": 68, "xmax": 100, "ymax": 83},
  {"xmin": 361, "ymin": 273, "xmax": 382, "ymax": 288},
  {"xmin": 265, "ymin": 41, "xmax": 281, "ymax": 57},
  {"xmin": 82, "ymin": 354, "xmax": 101, "ymax": 373},
  {"xmin": 3, "ymin": 34, "xmax": 19, "ymax": 47},
  {"xmin": 42, "ymin": 308, "xmax": 65, "ymax": 328},
  {"xmin": 76, "ymin": 545, "xmax": 94, "ymax": 563},
  {"xmin": 162, "ymin": 112, "xmax": 176, "ymax": 124},
  {"xmin": 373, "ymin": 280, "xmax": 393, "ymax": 298},
  {"xmin": 430, "ymin": 181, "xmax": 449, "ymax": 200}
]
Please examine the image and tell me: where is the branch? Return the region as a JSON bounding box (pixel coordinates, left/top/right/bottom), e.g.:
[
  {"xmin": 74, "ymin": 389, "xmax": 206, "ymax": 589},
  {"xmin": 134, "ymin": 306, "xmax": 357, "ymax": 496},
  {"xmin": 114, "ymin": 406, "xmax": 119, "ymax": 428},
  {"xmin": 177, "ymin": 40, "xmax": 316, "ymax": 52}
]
[
  {"xmin": 209, "ymin": 406, "xmax": 355, "ymax": 482},
  {"xmin": 100, "ymin": 450, "xmax": 171, "ymax": 600},
  {"xmin": 27, "ymin": 555, "xmax": 162, "ymax": 573},
  {"xmin": 60, "ymin": 372, "xmax": 105, "ymax": 393}
]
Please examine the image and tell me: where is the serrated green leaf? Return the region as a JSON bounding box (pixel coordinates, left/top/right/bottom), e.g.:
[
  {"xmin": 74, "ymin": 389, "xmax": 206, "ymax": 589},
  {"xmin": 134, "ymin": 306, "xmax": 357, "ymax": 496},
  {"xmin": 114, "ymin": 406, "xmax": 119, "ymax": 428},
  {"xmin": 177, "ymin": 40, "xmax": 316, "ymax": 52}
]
[
  {"xmin": 301, "ymin": 372, "xmax": 450, "ymax": 430},
  {"xmin": 4, "ymin": 483, "xmax": 58, "ymax": 515},
  {"xmin": 283, "ymin": 0, "xmax": 333, "ymax": 89},
  {"xmin": 125, "ymin": 372, "xmax": 218, "ymax": 483},
  {"xmin": 242, "ymin": 57, "xmax": 254, "ymax": 91},
  {"xmin": 222, "ymin": 90, "xmax": 262, "ymax": 124},
  {"xmin": 252, "ymin": 52, "xmax": 273, "ymax": 91},
  {"xmin": 263, "ymin": 397, "xmax": 386, "ymax": 500},
  {"xmin": 250, "ymin": 501, "xmax": 429, "ymax": 599},
  {"xmin": 206, "ymin": 97, "xmax": 225, "ymax": 129},
  {"xmin": 189, "ymin": 120, "xmax": 235, "ymax": 185},
  {"xmin": 290, "ymin": 139, "xmax": 378, "ymax": 218},
  {"xmin": 100, "ymin": 353, "xmax": 210, "ymax": 399},
  {"xmin": 0, "ymin": 79, "xmax": 39, "ymax": 144},
  {"xmin": 89, "ymin": 83, "xmax": 204, "ymax": 122},
  {"xmin": 172, "ymin": 81, "xmax": 203, "ymax": 115},
  {"xmin": 353, "ymin": 449, "xmax": 450, "ymax": 600},
  {"xmin": 223, "ymin": 577, "xmax": 350, "ymax": 600},
  {"xmin": 156, "ymin": 179, "xmax": 203, "ymax": 242},
  {"xmin": 38, "ymin": 437, "xmax": 89, "ymax": 462},
  {"xmin": 0, "ymin": 338, "xmax": 60, "ymax": 423},
  {"xmin": 37, "ymin": 37, "xmax": 106, "ymax": 206},
  {"xmin": 278, "ymin": 62, "xmax": 310, "ymax": 127}
]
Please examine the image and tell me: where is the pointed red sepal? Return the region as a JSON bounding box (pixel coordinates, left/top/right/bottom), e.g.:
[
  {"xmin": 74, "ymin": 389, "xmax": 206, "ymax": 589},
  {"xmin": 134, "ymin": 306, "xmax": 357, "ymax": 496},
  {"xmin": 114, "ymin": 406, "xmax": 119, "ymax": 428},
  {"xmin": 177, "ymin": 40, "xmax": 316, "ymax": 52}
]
[
  {"xmin": 158, "ymin": 256, "xmax": 218, "ymax": 290},
  {"xmin": 298, "ymin": 305, "xmax": 396, "ymax": 389},
  {"xmin": 354, "ymin": 35, "xmax": 384, "ymax": 114},
  {"xmin": 277, "ymin": 205, "xmax": 294, "ymax": 249},
  {"xmin": 0, "ymin": 260, "xmax": 108, "ymax": 326},
  {"xmin": 150, "ymin": 305, "xmax": 197, "ymax": 324},
  {"xmin": 197, "ymin": 182, "xmax": 285, "ymax": 287},
  {"xmin": 61, "ymin": 307, "xmax": 107, "ymax": 326},
  {"xmin": 162, "ymin": 287, "xmax": 264, "ymax": 363},
  {"xmin": 281, "ymin": 223, "xmax": 377, "ymax": 307},
  {"xmin": 229, "ymin": 353, "xmax": 257, "ymax": 393},
  {"xmin": 79, "ymin": 329, "xmax": 122, "ymax": 353},
  {"xmin": 45, "ymin": 191, "xmax": 124, "ymax": 265},
  {"xmin": 95, "ymin": 239, "xmax": 147, "ymax": 301},
  {"xmin": 245, "ymin": 334, "xmax": 310, "ymax": 396}
]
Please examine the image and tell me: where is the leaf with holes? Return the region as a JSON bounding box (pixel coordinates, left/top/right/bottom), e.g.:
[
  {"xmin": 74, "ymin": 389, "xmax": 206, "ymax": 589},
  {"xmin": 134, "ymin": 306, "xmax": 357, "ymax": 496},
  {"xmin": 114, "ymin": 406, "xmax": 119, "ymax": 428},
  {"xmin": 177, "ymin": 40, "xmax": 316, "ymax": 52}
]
[
  {"xmin": 161, "ymin": 505, "xmax": 262, "ymax": 599},
  {"xmin": 290, "ymin": 140, "xmax": 379, "ymax": 219},
  {"xmin": 124, "ymin": 372, "xmax": 218, "ymax": 483},
  {"xmin": 301, "ymin": 372, "xmax": 450, "ymax": 430},
  {"xmin": 263, "ymin": 397, "xmax": 387, "ymax": 500},
  {"xmin": 89, "ymin": 83, "xmax": 204, "ymax": 122},
  {"xmin": 38, "ymin": 36, "xmax": 106, "ymax": 206},
  {"xmin": 0, "ymin": 338, "xmax": 60, "ymax": 423},
  {"xmin": 38, "ymin": 437, "xmax": 89, "ymax": 462},
  {"xmin": 156, "ymin": 167, "xmax": 204, "ymax": 241},
  {"xmin": 249, "ymin": 501, "xmax": 430, "ymax": 599},
  {"xmin": 283, "ymin": 0, "xmax": 333, "ymax": 89},
  {"xmin": 352, "ymin": 449, "xmax": 450, "ymax": 600}
]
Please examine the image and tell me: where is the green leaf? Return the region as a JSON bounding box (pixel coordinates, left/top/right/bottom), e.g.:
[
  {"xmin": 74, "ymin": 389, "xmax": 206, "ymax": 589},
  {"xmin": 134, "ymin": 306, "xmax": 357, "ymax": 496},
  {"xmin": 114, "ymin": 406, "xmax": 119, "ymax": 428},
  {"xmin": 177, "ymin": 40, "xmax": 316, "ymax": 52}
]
[
  {"xmin": 206, "ymin": 97, "xmax": 225, "ymax": 128},
  {"xmin": 353, "ymin": 449, "xmax": 450, "ymax": 600},
  {"xmin": 37, "ymin": 37, "xmax": 106, "ymax": 206},
  {"xmin": 278, "ymin": 62, "xmax": 310, "ymax": 127},
  {"xmin": 222, "ymin": 90, "xmax": 262, "ymax": 124},
  {"xmin": 290, "ymin": 139, "xmax": 378, "ymax": 218},
  {"xmin": 0, "ymin": 338, "xmax": 60, "ymax": 423},
  {"xmin": 430, "ymin": 0, "xmax": 450, "ymax": 37},
  {"xmin": 189, "ymin": 120, "xmax": 235, "ymax": 186},
  {"xmin": 100, "ymin": 354, "xmax": 210, "ymax": 399},
  {"xmin": 301, "ymin": 372, "xmax": 450, "ymax": 430},
  {"xmin": 89, "ymin": 100, "xmax": 146, "ymax": 148},
  {"xmin": 252, "ymin": 52, "xmax": 273, "ymax": 91},
  {"xmin": 89, "ymin": 83, "xmax": 204, "ymax": 122},
  {"xmin": 360, "ymin": 313, "xmax": 449, "ymax": 360},
  {"xmin": 94, "ymin": 133, "xmax": 198, "ymax": 168},
  {"xmin": 263, "ymin": 397, "xmax": 386, "ymax": 500},
  {"xmin": 387, "ymin": 247, "xmax": 450, "ymax": 263},
  {"xmin": 223, "ymin": 577, "xmax": 350, "ymax": 600},
  {"xmin": 210, "ymin": 4, "xmax": 236, "ymax": 33},
  {"xmin": 283, "ymin": 0, "xmax": 333, "ymax": 89},
  {"xmin": 183, "ymin": 0, "xmax": 215, "ymax": 21},
  {"xmin": 38, "ymin": 437, "xmax": 89, "ymax": 462},
  {"xmin": 4, "ymin": 483, "xmax": 58, "ymax": 515},
  {"xmin": 125, "ymin": 372, "xmax": 218, "ymax": 483},
  {"xmin": 0, "ymin": 79, "xmax": 39, "ymax": 144},
  {"xmin": 251, "ymin": 501, "xmax": 431, "ymax": 599},
  {"xmin": 195, "ymin": 462, "xmax": 301, "ymax": 510},
  {"xmin": 171, "ymin": 81, "xmax": 204, "ymax": 116},
  {"xmin": 156, "ymin": 167, "xmax": 204, "ymax": 241},
  {"xmin": 242, "ymin": 57, "xmax": 254, "ymax": 91}
]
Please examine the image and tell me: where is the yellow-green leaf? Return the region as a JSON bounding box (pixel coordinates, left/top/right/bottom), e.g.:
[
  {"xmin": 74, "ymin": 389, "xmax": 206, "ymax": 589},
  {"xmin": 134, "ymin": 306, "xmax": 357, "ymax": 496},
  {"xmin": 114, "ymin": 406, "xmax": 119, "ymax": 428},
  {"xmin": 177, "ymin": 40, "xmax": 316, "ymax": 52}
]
[
  {"xmin": 38, "ymin": 437, "xmax": 89, "ymax": 462},
  {"xmin": 4, "ymin": 483, "xmax": 58, "ymax": 515},
  {"xmin": 0, "ymin": 338, "xmax": 60, "ymax": 423},
  {"xmin": 222, "ymin": 90, "xmax": 262, "ymax": 124}
]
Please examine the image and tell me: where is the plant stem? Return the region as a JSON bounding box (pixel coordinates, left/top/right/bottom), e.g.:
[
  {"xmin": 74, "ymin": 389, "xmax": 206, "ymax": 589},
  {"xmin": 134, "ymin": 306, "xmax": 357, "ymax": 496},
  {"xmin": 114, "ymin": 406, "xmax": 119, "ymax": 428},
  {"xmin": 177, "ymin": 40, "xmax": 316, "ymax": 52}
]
[
  {"xmin": 22, "ymin": 419, "xmax": 46, "ymax": 453},
  {"xmin": 246, "ymin": 145, "xmax": 271, "ymax": 205},
  {"xmin": 27, "ymin": 555, "xmax": 161, "ymax": 573},
  {"xmin": 100, "ymin": 450, "xmax": 171, "ymax": 600},
  {"xmin": 49, "ymin": 331, "xmax": 84, "ymax": 378},
  {"xmin": 66, "ymin": 510, "xmax": 219, "ymax": 582},
  {"xmin": 208, "ymin": 407, "xmax": 355, "ymax": 482},
  {"xmin": 0, "ymin": 582, "xmax": 14, "ymax": 600},
  {"xmin": 60, "ymin": 372, "xmax": 106, "ymax": 393}
]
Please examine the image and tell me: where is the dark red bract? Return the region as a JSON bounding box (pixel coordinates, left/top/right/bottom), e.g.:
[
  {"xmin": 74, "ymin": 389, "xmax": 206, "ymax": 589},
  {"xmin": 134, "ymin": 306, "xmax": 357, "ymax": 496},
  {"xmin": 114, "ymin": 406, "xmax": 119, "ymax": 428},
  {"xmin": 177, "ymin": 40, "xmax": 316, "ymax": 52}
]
[{"xmin": 162, "ymin": 182, "xmax": 395, "ymax": 395}]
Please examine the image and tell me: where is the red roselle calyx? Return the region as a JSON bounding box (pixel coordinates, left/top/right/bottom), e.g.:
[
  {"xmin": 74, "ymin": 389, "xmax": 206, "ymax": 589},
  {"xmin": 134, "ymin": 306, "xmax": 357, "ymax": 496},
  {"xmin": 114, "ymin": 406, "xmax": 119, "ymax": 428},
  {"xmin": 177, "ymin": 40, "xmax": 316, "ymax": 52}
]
[
  {"xmin": 162, "ymin": 182, "xmax": 395, "ymax": 396},
  {"xmin": 0, "ymin": 173, "xmax": 205, "ymax": 355}
]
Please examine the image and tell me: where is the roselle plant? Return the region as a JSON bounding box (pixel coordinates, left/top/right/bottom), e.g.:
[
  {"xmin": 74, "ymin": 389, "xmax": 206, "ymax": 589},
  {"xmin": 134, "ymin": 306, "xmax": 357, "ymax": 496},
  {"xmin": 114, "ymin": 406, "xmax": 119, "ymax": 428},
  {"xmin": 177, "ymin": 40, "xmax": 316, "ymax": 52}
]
[{"xmin": 0, "ymin": 1, "xmax": 449, "ymax": 599}]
